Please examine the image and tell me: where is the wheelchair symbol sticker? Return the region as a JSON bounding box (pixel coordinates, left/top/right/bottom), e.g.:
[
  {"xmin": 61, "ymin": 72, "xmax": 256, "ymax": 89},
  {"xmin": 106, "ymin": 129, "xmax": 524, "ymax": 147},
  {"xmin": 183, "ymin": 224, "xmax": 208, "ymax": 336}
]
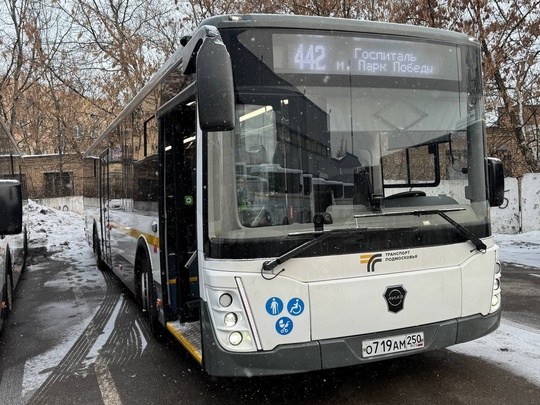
[
  {"xmin": 276, "ymin": 317, "xmax": 293, "ymax": 335},
  {"xmin": 287, "ymin": 298, "xmax": 304, "ymax": 316},
  {"xmin": 265, "ymin": 297, "xmax": 283, "ymax": 316}
]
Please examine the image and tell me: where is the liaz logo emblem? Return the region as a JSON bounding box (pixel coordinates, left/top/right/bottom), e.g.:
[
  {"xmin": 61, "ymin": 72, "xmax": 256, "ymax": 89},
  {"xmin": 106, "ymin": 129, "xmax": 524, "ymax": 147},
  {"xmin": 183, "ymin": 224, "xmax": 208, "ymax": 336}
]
[
  {"xmin": 384, "ymin": 285, "xmax": 407, "ymax": 313},
  {"xmin": 360, "ymin": 253, "xmax": 382, "ymax": 272}
]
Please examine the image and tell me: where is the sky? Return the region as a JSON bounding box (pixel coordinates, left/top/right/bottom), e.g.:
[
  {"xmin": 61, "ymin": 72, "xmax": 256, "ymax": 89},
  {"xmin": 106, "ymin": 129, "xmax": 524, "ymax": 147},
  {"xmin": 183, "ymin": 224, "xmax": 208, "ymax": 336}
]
[{"xmin": 22, "ymin": 201, "xmax": 540, "ymax": 393}]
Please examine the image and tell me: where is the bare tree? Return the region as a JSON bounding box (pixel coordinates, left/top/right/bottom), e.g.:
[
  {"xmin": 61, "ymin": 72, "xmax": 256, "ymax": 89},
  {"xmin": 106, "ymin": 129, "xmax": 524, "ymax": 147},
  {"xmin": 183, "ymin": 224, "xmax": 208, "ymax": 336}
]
[
  {"xmin": 60, "ymin": 0, "xmax": 187, "ymax": 105},
  {"xmin": 1, "ymin": 0, "xmax": 186, "ymax": 156},
  {"xmin": 392, "ymin": 0, "xmax": 540, "ymax": 174},
  {"xmin": 0, "ymin": 0, "xmax": 41, "ymax": 152}
]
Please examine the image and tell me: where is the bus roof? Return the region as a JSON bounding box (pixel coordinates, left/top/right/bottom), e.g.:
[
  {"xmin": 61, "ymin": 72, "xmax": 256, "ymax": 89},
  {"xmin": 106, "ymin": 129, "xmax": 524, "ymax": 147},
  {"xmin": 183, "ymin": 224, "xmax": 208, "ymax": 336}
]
[{"xmin": 200, "ymin": 14, "xmax": 477, "ymax": 46}]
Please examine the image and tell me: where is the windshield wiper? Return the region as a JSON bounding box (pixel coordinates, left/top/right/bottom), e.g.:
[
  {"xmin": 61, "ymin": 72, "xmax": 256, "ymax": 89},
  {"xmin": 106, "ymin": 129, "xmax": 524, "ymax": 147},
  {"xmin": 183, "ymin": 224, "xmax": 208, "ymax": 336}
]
[
  {"xmin": 355, "ymin": 207, "xmax": 487, "ymax": 252},
  {"xmin": 262, "ymin": 229, "xmax": 338, "ymax": 271}
]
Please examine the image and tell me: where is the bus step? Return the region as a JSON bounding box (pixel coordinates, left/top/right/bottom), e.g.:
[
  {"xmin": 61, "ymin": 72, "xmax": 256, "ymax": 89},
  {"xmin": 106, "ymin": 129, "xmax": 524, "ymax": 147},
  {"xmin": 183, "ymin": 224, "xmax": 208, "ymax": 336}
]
[{"xmin": 166, "ymin": 320, "xmax": 202, "ymax": 364}]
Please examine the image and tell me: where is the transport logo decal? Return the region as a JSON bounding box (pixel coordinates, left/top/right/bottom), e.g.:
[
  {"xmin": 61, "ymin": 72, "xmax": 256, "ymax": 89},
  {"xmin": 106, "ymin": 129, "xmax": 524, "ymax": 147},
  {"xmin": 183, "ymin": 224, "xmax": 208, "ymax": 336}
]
[
  {"xmin": 361, "ymin": 253, "xmax": 382, "ymax": 272},
  {"xmin": 384, "ymin": 285, "xmax": 407, "ymax": 313},
  {"xmin": 361, "ymin": 250, "xmax": 418, "ymax": 272}
]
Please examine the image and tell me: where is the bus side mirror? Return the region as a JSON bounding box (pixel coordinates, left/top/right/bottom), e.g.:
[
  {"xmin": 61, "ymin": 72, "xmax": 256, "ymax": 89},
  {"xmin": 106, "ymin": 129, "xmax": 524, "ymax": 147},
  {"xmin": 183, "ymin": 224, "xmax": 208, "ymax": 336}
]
[
  {"xmin": 487, "ymin": 157, "xmax": 504, "ymax": 207},
  {"xmin": 0, "ymin": 180, "xmax": 23, "ymax": 235},
  {"xmin": 196, "ymin": 35, "xmax": 235, "ymax": 132}
]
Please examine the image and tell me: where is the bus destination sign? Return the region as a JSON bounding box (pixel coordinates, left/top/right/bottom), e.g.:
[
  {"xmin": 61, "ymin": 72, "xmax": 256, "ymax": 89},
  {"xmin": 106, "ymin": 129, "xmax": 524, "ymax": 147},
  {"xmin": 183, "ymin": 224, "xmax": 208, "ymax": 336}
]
[{"xmin": 272, "ymin": 33, "xmax": 460, "ymax": 80}]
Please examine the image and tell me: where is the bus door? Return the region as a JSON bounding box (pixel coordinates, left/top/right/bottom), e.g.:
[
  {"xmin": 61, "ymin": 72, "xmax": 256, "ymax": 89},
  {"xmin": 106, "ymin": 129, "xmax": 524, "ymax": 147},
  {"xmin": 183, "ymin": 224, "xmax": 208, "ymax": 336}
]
[
  {"xmin": 98, "ymin": 149, "xmax": 112, "ymax": 266},
  {"xmin": 160, "ymin": 101, "xmax": 198, "ymax": 323}
]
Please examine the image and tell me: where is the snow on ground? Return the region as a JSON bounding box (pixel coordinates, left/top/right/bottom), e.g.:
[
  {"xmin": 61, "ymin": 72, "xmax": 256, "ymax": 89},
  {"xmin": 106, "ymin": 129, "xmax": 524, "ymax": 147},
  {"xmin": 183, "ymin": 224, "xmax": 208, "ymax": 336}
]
[
  {"xmin": 27, "ymin": 200, "xmax": 96, "ymax": 265},
  {"xmin": 23, "ymin": 201, "xmax": 106, "ymax": 398},
  {"xmin": 448, "ymin": 233, "xmax": 540, "ymax": 387},
  {"xmin": 23, "ymin": 201, "xmax": 540, "ymax": 388},
  {"xmin": 495, "ymin": 231, "xmax": 540, "ymax": 268}
]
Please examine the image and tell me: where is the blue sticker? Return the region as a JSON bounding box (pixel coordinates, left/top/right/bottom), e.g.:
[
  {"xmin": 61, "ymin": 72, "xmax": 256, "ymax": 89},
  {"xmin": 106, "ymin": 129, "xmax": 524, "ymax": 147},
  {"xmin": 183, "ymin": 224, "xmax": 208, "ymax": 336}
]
[
  {"xmin": 265, "ymin": 297, "xmax": 283, "ymax": 316},
  {"xmin": 287, "ymin": 298, "xmax": 305, "ymax": 316},
  {"xmin": 276, "ymin": 317, "xmax": 293, "ymax": 335}
]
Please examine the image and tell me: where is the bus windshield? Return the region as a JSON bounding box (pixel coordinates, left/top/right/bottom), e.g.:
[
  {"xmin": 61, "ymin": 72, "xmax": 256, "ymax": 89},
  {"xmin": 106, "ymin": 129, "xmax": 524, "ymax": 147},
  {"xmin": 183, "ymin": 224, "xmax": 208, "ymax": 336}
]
[{"xmin": 206, "ymin": 28, "xmax": 489, "ymax": 259}]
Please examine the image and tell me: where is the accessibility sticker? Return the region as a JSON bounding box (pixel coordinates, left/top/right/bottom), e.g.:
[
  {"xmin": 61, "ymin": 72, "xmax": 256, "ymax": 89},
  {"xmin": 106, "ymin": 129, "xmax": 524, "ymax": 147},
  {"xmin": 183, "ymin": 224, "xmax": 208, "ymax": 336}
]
[
  {"xmin": 265, "ymin": 297, "xmax": 283, "ymax": 316},
  {"xmin": 276, "ymin": 317, "xmax": 293, "ymax": 335},
  {"xmin": 287, "ymin": 298, "xmax": 304, "ymax": 316}
]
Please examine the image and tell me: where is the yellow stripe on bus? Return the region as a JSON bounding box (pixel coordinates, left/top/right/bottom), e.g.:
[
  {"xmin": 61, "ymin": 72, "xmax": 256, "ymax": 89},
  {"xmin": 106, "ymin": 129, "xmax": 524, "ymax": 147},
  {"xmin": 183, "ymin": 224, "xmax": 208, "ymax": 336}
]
[
  {"xmin": 169, "ymin": 277, "xmax": 198, "ymax": 285},
  {"xmin": 107, "ymin": 222, "xmax": 160, "ymax": 248},
  {"xmin": 166, "ymin": 322, "xmax": 202, "ymax": 364}
]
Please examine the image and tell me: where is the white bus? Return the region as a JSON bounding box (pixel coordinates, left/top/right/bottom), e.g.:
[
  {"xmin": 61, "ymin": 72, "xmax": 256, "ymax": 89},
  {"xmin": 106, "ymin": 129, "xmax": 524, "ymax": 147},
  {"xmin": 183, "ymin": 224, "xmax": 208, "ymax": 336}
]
[
  {"xmin": 83, "ymin": 14, "xmax": 505, "ymax": 376},
  {"xmin": 0, "ymin": 119, "xmax": 28, "ymax": 330}
]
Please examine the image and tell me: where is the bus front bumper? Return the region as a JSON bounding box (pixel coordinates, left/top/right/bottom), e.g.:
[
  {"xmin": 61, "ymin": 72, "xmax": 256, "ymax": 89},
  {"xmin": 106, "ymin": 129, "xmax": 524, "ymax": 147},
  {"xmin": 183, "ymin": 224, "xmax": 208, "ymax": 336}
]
[{"xmin": 201, "ymin": 303, "xmax": 501, "ymax": 377}]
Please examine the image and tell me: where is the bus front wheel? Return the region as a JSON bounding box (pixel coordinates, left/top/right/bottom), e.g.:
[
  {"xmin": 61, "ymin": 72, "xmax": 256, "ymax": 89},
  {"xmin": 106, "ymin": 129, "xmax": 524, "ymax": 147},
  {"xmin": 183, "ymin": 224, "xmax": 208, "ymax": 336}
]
[
  {"xmin": 93, "ymin": 228, "xmax": 103, "ymax": 270},
  {"xmin": 1, "ymin": 270, "xmax": 13, "ymax": 321},
  {"xmin": 138, "ymin": 250, "xmax": 161, "ymax": 336}
]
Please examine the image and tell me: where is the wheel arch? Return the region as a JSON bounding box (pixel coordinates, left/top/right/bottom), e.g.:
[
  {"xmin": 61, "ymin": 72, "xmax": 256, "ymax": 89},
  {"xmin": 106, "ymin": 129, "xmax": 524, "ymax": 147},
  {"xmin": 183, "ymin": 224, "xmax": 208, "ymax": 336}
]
[
  {"xmin": 23, "ymin": 225, "xmax": 28, "ymax": 262},
  {"xmin": 134, "ymin": 235, "xmax": 154, "ymax": 303},
  {"xmin": 4, "ymin": 243, "xmax": 13, "ymax": 277},
  {"xmin": 1, "ymin": 244, "xmax": 13, "ymax": 321},
  {"xmin": 92, "ymin": 220, "xmax": 100, "ymax": 252}
]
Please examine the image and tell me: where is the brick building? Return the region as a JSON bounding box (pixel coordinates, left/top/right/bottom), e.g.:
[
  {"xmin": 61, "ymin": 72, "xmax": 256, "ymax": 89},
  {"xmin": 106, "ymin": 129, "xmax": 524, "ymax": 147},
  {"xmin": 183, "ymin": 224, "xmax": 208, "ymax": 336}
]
[{"xmin": 22, "ymin": 154, "xmax": 83, "ymax": 198}]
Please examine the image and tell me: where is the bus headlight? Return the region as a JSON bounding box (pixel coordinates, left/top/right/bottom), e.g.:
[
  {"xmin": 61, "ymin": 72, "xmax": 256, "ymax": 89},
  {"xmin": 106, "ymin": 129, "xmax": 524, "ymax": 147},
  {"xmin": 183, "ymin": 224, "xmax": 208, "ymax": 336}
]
[
  {"xmin": 219, "ymin": 293, "xmax": 233, "ymax": 307},
  {"xmin": 206, "ymin": 287, "xmax": 257, "ymax": 352},
  {"xmin": 495, "ymin": 260, "xmax": 502, "ymax": 275},
  {"xmin": 224, "ymin": 312, "xmax": 238, "ymax": 327},
  {"xmin": 229, "ymin": 331, "xmax": 243, "ymax": 346},
  {"xmin": 490, "ymin": 259, "xmax": 502, "ymax": 313}
]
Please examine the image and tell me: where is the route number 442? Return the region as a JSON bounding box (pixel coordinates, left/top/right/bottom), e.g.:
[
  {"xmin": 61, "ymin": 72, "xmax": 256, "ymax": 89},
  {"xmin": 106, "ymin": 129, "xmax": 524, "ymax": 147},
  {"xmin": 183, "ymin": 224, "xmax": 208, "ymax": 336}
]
[{"xmin": 294, "ymin": 44, "xmax": 326, "ymax": 71}]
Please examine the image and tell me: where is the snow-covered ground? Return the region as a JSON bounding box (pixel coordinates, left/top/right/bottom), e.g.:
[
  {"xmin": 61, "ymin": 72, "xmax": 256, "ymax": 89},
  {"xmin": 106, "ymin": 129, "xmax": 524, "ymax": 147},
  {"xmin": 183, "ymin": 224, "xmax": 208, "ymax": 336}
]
[
  {"xmin": 24, "ymin": 201, "xmax": 540, "ymax": 388},
  {"xmin": 495, "ymin": 231, "xmax": 540, "ymax": 268},
  {"xmin": 22, "ymin": 201, "xmax": 106, "ymax": 398}
]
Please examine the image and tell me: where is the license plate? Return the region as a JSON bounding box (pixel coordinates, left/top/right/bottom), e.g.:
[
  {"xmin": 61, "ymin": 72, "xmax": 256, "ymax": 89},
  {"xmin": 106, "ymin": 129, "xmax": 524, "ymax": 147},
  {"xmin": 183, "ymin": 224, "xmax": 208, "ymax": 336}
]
[{"xmin": 362, "ymin": 332, "xmax": 425, "ymax": 358}]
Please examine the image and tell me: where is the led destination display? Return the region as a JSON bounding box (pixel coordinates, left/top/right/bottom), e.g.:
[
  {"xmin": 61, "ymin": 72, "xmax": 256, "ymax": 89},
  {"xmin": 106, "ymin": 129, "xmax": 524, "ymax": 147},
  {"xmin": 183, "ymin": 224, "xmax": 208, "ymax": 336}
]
[{"xmin": 273, "ymin": 33, "xmax": 461, "ymax": 80}]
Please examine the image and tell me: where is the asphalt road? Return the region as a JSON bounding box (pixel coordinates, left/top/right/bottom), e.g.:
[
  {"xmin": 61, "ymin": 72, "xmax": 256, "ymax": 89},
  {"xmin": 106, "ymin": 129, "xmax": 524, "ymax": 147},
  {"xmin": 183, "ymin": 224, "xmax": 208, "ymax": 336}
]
[{"xmin": 0, "ymin": 240, "xmax": 539, "ymax": 405}]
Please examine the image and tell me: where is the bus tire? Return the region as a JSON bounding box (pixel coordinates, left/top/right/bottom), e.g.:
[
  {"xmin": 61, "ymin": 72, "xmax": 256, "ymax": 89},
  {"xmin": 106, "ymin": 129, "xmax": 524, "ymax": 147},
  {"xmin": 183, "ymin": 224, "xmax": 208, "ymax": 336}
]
[
  {"xmin": 137, "ymin": 249, "xmax": 161, "ymax": 336},
  {"xmin": 23, "ymin": 227, "xmax": 28, "ymax": 263},
  {"xmin": 1, "ymin": 265, "xmax": 13, "ymax": 322},
  {"xmin": 93, "ymin": 227, "xmax": 103, "ymax": 270}
]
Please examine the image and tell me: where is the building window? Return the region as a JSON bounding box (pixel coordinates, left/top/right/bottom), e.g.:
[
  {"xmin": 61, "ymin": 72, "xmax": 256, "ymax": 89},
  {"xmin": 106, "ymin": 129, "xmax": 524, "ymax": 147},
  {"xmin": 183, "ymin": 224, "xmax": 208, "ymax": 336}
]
[{"xmin": 44, "ymin": 172, "xmax": 73, "ymax": 197}]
